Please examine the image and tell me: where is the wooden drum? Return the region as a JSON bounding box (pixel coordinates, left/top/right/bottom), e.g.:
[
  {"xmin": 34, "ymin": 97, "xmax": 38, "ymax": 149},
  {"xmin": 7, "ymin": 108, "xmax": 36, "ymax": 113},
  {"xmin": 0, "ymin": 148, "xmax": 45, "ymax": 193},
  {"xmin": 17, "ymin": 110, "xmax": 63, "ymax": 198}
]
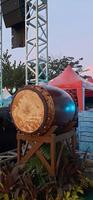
[{"xmin": 11, "ymin": 85, "xmax": 77, "ymax": 135}]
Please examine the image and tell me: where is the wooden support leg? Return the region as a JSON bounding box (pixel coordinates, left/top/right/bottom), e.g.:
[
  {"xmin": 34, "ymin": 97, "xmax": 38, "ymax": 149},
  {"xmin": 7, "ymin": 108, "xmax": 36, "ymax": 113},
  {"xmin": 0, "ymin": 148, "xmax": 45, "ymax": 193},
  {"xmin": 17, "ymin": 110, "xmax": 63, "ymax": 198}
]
[
  {"xmin": 17, "ymin": 138, "xmax": 21, "ymax": 163},
  {"xmin": 56, "ymin": 142, "xmax": 64, "ymax": 176},
  {"xmin": 36, "ymin": 150, "xmax": 52, "ymax": 176},
  {"xmin": 51, "ymin": 134, "xmax": 56, "ymax": 176},
  {"xmin": 17, "ymin": 128, "xmax": 76, "ymax": 177}
]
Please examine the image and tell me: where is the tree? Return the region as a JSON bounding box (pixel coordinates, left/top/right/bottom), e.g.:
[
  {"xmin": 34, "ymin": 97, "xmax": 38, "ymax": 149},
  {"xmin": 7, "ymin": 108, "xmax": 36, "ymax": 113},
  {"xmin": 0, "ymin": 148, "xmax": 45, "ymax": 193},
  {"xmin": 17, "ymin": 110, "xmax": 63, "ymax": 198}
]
[
  {"xmin": 2, "ymin": 50, "xmax": 25, "ymax": 91},
  {"xmin": 2, "ymin": 50, "xmax": 85, "ymax": 90},
  {"xmin": 48, "ymin": 56, "xmax": 84, "ymax": 80}
]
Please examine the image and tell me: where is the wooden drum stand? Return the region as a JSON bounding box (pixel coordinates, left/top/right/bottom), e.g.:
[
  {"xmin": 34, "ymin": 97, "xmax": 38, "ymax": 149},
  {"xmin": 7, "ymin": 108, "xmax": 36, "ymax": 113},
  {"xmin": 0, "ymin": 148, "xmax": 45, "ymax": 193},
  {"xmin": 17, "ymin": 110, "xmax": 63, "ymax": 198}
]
[{"xmin": 17, "ymin": 126, "xmax": 76, "ymax": 177}]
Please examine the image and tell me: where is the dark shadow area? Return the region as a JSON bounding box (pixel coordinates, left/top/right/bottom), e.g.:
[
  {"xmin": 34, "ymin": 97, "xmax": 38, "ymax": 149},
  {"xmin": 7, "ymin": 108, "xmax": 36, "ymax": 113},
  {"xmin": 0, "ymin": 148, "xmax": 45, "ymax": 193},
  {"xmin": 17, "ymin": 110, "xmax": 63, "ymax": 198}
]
[{"xmin": 0, "ymin": 107, "xmax": 17, "ymax": 153}]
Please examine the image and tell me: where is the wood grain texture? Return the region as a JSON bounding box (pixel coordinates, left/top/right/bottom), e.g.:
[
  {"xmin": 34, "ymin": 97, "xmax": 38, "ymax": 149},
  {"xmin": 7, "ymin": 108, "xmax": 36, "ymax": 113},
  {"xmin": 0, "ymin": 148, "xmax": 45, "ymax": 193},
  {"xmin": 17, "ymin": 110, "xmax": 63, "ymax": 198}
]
[{"xmin": 11, "ymin": 90, "xmax": 44, "ymax": 133}]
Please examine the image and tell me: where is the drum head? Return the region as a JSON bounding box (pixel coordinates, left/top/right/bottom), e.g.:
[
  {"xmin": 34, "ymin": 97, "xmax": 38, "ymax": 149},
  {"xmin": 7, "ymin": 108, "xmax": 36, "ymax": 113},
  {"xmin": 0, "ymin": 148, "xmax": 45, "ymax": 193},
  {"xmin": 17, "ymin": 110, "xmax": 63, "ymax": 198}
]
[{"xmin": 11, "ymin": 89, "xmax": 46, "ymax": 134}]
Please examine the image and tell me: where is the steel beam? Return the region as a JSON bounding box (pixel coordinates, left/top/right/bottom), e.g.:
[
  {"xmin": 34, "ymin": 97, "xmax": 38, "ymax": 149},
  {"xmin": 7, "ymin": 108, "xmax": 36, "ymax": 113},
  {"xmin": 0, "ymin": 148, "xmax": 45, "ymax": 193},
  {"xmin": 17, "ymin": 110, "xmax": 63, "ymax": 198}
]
[{"xmin": 25, "ymin": 0, "xmax": 48, "ymax": 85}]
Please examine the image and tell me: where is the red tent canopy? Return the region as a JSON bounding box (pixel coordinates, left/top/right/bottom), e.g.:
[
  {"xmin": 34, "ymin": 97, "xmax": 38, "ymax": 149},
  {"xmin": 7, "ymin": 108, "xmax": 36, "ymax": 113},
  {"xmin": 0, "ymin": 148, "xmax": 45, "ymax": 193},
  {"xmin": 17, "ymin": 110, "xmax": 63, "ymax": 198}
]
[
  {"xmin": 49, "ymin": 65, "xmax": 93, "ymax": 111},
  {"xmin": 85, "ymin": 77, "xmax": 93, "ymax": 97},
  {"xmin": 87, "ymin": 77, "xmax": 93, "ymax": 83}
]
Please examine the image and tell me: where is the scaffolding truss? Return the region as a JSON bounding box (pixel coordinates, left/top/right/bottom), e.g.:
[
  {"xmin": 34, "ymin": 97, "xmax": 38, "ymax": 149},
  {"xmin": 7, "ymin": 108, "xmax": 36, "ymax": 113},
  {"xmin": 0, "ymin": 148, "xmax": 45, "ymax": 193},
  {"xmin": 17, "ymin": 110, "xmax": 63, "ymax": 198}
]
[{"xmin": 25, "ymin": 0, "xmax": 48, "ymax": 85}]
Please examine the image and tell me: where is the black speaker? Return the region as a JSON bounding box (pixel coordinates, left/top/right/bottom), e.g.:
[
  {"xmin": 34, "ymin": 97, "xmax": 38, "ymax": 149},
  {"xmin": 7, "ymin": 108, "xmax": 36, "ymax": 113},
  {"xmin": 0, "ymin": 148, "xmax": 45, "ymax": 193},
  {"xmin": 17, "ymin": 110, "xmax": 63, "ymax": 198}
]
[
  {"xmin": 1, "ymin": 0, "xmax": 25, "ymax": 28},
  {"xmin": 12, "ymin": 22, "xmax": 25, "ymax": 48}
]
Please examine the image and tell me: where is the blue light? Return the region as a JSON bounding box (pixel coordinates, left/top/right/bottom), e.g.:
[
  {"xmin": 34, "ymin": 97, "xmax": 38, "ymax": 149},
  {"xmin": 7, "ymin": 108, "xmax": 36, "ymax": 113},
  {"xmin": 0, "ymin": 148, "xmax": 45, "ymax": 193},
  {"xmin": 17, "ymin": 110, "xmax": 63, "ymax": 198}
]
[
  {"xmin": 65, "ymin": 106, "xmax": 70, "ymax": 112},
  {"xmin": 71, "ymin": 105, "xmax": 75, "ymax": 112},
  {"xmin": 65, "ymin": 104, "xmax": 75, "ymax": 112}
]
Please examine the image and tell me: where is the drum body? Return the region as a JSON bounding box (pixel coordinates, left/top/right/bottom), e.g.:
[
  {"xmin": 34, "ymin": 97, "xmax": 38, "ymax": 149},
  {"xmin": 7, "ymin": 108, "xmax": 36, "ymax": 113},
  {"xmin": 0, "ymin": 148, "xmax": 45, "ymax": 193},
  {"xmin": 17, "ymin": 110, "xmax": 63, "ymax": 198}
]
[{"xmin": 11, "ymin": 85, "xmax": 77, "ymax": 135}]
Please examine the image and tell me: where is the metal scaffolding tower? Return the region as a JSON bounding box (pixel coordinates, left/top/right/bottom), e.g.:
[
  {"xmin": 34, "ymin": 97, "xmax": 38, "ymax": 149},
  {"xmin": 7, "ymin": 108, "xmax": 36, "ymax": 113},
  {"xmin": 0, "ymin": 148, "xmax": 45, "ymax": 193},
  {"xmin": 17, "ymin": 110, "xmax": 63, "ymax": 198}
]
[
  {"xmin": 0, "ymin": 0, "xmax": 2, "ymax": 106},
  {"xmin": 25, "ymin": 0, "xmax": 48, "ymax": 85}
]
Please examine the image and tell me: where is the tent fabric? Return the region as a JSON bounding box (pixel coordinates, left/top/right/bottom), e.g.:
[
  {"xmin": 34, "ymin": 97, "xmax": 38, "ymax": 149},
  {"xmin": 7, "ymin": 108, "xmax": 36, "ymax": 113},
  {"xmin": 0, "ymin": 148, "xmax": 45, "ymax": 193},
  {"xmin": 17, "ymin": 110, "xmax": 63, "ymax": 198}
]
[
  {"xmin": 49, "ymin": 65, "xmax": 93, "ymax": 90},
  {"xmin": 0, "ymin": 88, "xmax": 12, "ymax": 107},
  {"xmin": 2, "ymin": 87, "xmax": 12, "ymax": 99},
  {"xmin": 49, "ymin": 65, "xmax": 82, "ymax": 88},
  {"xmin": 49, "ymin": 65, "xmax": 93, "ymax": 111},
  {"xmin": 85, "ymin": 78, "xmax": 93, "ymax": 97}
]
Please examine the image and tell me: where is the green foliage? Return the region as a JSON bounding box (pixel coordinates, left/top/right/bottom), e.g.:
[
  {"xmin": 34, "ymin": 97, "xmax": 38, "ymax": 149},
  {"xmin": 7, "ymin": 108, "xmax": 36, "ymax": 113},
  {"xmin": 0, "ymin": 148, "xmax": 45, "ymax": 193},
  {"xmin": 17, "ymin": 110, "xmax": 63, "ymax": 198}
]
[
  {"xmin": 63, "ymin": 186, "xmax": 84, "ymax": 200},
  {"xmin": 26, "ymin": 144, "xmax": 51, "ymax": 188},
  {"xmin": 48, "ymin": 56, "xmax": 83, "ymax": 80},
  {"xmin": 25, "ymin": 146, "xmax": 90, "ymax": 199},
  {"xmin": 26, "ymin": 157, "xmax": 48, "ymax": 188},
  {"xmin": 2, "ymin": 50, "xmax": 25, "ymax": 90},
  {"xmin": 40, "ymin": 144, "xmax": 50, "ymax": 160},
  {"xmin": 0, "ymin": 146, "xmax": 92, "ymax": 200},
  {"xmin": 26, "ymin": 144, "xmax": 50, "ymax": 173},
  {"xmin": 2, "ymin": 50, "xmax": 84, "ymax": 89}
]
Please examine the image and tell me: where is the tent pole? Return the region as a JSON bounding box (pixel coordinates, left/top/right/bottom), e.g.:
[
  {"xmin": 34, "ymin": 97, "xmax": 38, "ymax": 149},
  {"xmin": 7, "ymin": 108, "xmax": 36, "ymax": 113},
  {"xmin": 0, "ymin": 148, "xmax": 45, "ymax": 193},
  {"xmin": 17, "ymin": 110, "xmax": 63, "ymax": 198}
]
[
  {"xmin": 77, "ymin": 88, "xmax": 83, "ymax": 112},
  {"xmin": 82, "ymin": 87, "xmax": 85, "ymax": 111}
]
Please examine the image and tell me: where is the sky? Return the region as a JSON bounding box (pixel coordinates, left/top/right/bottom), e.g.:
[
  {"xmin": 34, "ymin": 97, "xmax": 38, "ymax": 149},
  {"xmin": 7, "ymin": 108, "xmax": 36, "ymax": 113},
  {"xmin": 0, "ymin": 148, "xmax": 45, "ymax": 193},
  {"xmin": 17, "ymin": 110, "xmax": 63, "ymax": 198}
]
[{"xmin": 2, "ymin": 0, "xmax": 93, "ymax": 68}]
